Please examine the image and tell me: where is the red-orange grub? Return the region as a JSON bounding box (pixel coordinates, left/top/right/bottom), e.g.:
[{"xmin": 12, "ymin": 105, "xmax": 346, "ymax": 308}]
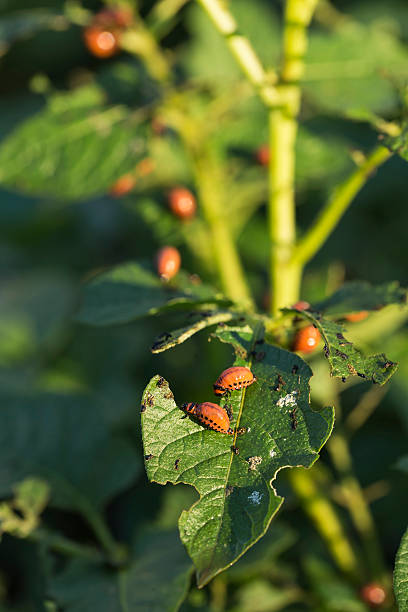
[
  {"xmin": 255, "ymin": 144, "xmax": 270, "ymax": 166},
  {"xmin": 292, "ymin": 300, "xmax": 310, "ymax": 311},
  {"xmin": 109, "ymin": 173, "xmax": 136, "ymax": 197},
  {"xmin": 83, "ymin": 7, "xmax": 133, "ymax": 58},
  {"xmin": 213, "ymin": 366, "xmax": 256, "ymax": 396},
  {"xmin": 293, "ymin": 325, "xmax": 321, "ymax": 353},
  {"xmin": 168, "ymin": 187, "xmax": 196, "ymax": 220},
  {"xmin": 83, "ymin": 26, "xmax": 119, "ymax": 58},
  {"xmin": 156, "ymin": 246, "xmax": 181, "ymax": 281},
  {"xmin": 359, "ymin": 583, "xmax": 386, "ymax": 607},
  {"xmin": 181, "ymin": 402, "xmax": 233, "ymax": 434},
  {"xmin": 345, "ymin": 311, "xmax": 369, "ymax": 323}
]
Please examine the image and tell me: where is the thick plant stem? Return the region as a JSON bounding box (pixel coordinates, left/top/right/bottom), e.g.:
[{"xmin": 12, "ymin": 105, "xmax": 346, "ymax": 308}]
[
  {"xmin": 268, "ymin": 103, "xmax": 301, "ymax": 314},
  {"xmin": 291, "ymin": 145, "xmax": 392, "ymax": 267},
  {"xmin": 290, "ymin": 467, "xmax": 360, "ymax": 580},
  {"xmin": 328, "ymin": 432, "xmax": 389, "ymax": 584},
  {"xmin": 268, "ymin": 0, "xmax": 318, "ymax": 314}
]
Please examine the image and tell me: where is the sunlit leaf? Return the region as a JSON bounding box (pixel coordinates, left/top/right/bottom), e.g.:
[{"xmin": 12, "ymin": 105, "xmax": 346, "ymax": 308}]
[
  {"xmin": 142, "ymin": 324, "xmax": 334, "ymax": 586},
  {"xmin": 284, "ymin": 309, "xmax": 398, "ymax": 384},
  {"xmin": 150, "ymin": 311, "xmax": 235, "ymax": 353}
]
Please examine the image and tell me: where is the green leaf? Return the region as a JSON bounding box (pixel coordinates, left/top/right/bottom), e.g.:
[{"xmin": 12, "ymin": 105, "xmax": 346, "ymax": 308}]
[
  {"xmin": 305, "ymin": 22, "xmax": 408, "ymax": 115},
  {"xmin": 284, "ymin": 308, "xmax": 398, "ymax": 385},
  {"xmin": 77, "ymin": 261, "xmax": 230, "ymax": 327},
  {"xmin": 141, "ymin": 324, "xmax": 334, "ymax": 586},
  {"xmin": 49, "ymin": 529, "xmax": 192, "ymax": 612},
  {"xmin": 0, "ymin": 388, "xmax": 140, "ymax": 512},
  {"xmin": 0, "ymin": 86, "xmax": 147, "ymax": 200},
  {"xmin": 311, "ymin": 281, "xmax": 407, "ymax": 317},
  {"xmin": 150, "ymin": 311, "xmax": 235, "ymax": 353},
  {"xmin": 384, "ymin": 122, "xmax": 408, "ymax": 162},
  {"xmin": 394, "ymin": 527, "xmax": 408, "ymax": 612}
]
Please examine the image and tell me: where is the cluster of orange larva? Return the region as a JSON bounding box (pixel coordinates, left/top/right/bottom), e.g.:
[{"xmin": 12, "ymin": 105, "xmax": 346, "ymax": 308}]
[{"xmin": 180, "ymin": 367, "xmax": 256, "ymax": 435}]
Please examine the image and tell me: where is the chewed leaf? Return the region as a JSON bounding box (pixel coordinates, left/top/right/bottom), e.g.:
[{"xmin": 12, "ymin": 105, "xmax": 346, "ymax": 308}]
[
  {"xmin": 284, "ymin": 309, "xmax": 398, "ymax": 385},
  {"xmin": 141, "ymin": 324, "xmax": 334, "ymax": 587},
  {"xmin": 310, "ymin": 281, "xmax": 406, "ymax": 317},
  {"xmin": 151, "ymin": 311, "xmax": 235, "ymax": 353}
]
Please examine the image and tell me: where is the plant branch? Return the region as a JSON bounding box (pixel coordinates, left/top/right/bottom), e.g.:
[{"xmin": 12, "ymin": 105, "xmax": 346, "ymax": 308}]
[
  {"xmin": 291, "ymin": 145, "xmax": 392, "ymax": 267},
  {"xmin": 327, "ymin": 431, "xmax": 390, "ymax": 585},
  {"xmin": 289, "ymin": 467, "xmax": 360, "ymax": 581},
  {"xmin": 268, "ymin": 0, "xmax": 318, "ymax": 315},
  {"xmin": 120, "ymin": 14, "xmax": 171, "ymax": 83},
  {"xmin": 30, "ymin": 528, "xmax": 105, "ymax": 563},
  {"xmin": 196, "ymin": 0, "xmax": 279, "ymax": 107},
  {"xmin": 190, "ymin": 143, "xmax": 255, "ymax": 308}
]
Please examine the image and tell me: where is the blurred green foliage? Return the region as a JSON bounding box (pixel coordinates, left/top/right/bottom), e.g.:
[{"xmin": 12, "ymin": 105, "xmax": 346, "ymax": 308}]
[{"xmin": 0, "ymin": 0, "xmax": 407, "ymax": 610}]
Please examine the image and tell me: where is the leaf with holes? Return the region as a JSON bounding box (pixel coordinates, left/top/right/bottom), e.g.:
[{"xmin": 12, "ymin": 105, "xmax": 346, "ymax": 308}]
[
  {"xmin": 141, "ymin": 323, "xmax": 334, "ymax": 586},
  {"xmin": 310, "ymin": 281, "xmax": 406, "ymax": 317},
  {"xmin": 394, "ymin": 527, "xmax": 408, "ymax": 612},
  {"xmin": 77, "ymin": 261, "xmax": 231, "ymax": 327},
  {"xmin": 150, "ymin": 311, "xmax": 235, "ymax": 353},
  {"xmin": 284, "ymin": 309, "xmax": 398, "ymax": 385}
]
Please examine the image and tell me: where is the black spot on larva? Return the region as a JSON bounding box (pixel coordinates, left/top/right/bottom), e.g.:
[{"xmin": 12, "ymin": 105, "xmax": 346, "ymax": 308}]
[
  {"xmin": 145, "ymin": 454, "xmax": 153, "ymax": 461},
  {"xmin": 291, "ymin": 364, "xmax": 298, "ymax": 374},
  {"xmin": 141, "ymin": 404, "xmax": 146, "ymax": 413}
]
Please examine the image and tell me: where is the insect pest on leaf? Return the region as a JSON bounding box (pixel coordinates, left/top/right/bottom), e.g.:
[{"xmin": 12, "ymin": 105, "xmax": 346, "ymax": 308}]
[
  {"xmin": 213, "ymin": 366, "xmax": 256, "ymax": 396},
  {"xmin": 180, "ymin": 402, "xmax": 234, "ymax": 434}
]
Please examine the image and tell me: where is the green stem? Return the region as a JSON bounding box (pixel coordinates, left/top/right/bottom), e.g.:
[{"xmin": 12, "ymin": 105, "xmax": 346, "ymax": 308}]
[
  {"xmin": 268, "ymin": 0, "xmax": 317, "ymax": 315},
  {"xmin": 196, "ymin": 0, "xmax": 279, "ymax": 106},
  {"xmin": 147, "ymin": 0, "xmax": 190, "ymax": 38},
  {"xmin": 289, "ymin": 467, "xmax": 360, "ymax": 580},
  {"xmin": 268, "ymin": 102, "xmax": 301, "ymax": 314},
  {"xmin": 291, "ymin": 145, "xmax": 392, "ymax": 267},
  {"xmin": 30, "ymin": 528, "xmax": 105, "ymax": 562},
  {"xmin": 191, "ymin": 144, "xmax": 254, "ymax": 308},
  {"xmin": 120, "ymin": 15, "xmax": 171, "ymax": 83},
  {"xmin": 327, "ymin": 432, "xmax": 389, "ymax": 585}
]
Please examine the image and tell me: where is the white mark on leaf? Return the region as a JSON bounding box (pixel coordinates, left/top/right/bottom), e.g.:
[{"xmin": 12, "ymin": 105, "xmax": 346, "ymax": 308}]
[
  {"xmin": 276, "ymin": 391, "xmax": 298, "ymax": 408},
  {"xmin": 248, "ymin": 490, "xmax": 263, "ymax": 505},
  {"xmin": 269, "ymin": 448, "xmax": 276, "ymax": 458}
]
